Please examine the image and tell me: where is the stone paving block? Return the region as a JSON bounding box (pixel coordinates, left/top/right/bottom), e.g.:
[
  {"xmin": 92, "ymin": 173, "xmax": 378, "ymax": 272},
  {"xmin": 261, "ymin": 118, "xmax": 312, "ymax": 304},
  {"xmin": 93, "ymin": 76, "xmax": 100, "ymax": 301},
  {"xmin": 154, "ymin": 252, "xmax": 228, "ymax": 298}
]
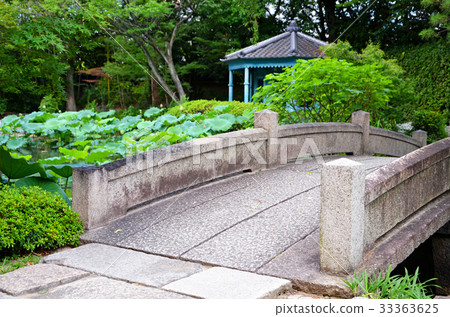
[
  {"xmin": 0, "ymin": 264, "xmax": 89, "ymax": 296},
  {"xmin": 118, "ymin": 170, "xmax": 320, "ymax": 257},
  {"xmin": 28, "ymin": 276, "xmax": 192, "ymax": 299},
  {"xmin": 43, "ymin": 243, "xmax": 204, "ymax": 287},
  {"xmin": 163, "ymin": 267, "xmax": 291, "ymax": 299},
  {"xmin": 81, "ymin": 171, "xmax": 255, "ymax": 245},
  {"xmin": 182, "ymin": 188, "xmax": 320, "ymax": 271},
  {"xmin": 257, "ymin": 231, "xmax": 351, "ymax": 298}
]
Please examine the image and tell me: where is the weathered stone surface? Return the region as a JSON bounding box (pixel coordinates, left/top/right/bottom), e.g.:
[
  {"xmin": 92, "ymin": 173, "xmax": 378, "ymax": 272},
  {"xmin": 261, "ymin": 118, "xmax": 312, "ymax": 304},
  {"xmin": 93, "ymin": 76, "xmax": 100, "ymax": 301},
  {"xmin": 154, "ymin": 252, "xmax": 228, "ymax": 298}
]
[
  {"xmin": 365, "ymin": 138, "xmax": 450, "ymax": 204},
  {"xmin": 258, "ymin": 231, "xmax": 353, "ymax": 298},
  {"xmin": 74, "ymin": 127, "xmax": 268, "ymax": 229},
  {"xmin": 118, "ymin": 167, "xmax": 321, "ymax": 257},
  {"xmin": 352, "ymin": 111, "xmax": 370, "ymax": 155},
  {"xmin": 254, "ymin": 109, "xmax": 279, "ymax": 168},
  {"xmin": 368, "ymin": 127, "xmax": 421, "ymax": 156},
  {"xmin": 413, "ymin": 130, "xmax": 427, "ymax": 147},
  {"xmin": 182, "ymin": 188, "xmax": 320, "ymax": 271},
  {"xmin": 364, "ymin": 138, "xmax": 450, "ymax": 251},
  {"xmin": 320, "ymin": 158, "xmax": 365, "ymax": 274},
  {"xmin": 29, "ymin": 276, "xmax": 192, "ymax": 299},
  {"xmin": 0, "ymin": 264, "xmax": 89, "ymax": 296},
  {"xmin": 361, "ymin": 192, "xmax": 450, "ymax": 279},
  {"xmin": 81, "ymin": 171, "xmax": 254, "ymax": 245},
  {"xmin": 163, "ymin": 267, "xmax": 292, "ymax": 299},
  {"xmin": 74, "ymin": 109, "xmax": 421, "ymax": 230},
  {"xmin": 432, "ymin": 234, "xmax": 450, "ymax": 295},
  {"xmin": 43, "ymin": 244, "xmax": 204, "ymax": 287}
]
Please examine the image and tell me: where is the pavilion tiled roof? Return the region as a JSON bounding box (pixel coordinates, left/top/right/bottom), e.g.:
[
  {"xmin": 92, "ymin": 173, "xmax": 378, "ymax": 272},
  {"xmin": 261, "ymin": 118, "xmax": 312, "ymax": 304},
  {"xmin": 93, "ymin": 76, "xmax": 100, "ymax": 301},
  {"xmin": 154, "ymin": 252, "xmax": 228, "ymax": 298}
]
[{"xmin": 222, "ymin": 21, "xmax": 327, "ymax": 62}]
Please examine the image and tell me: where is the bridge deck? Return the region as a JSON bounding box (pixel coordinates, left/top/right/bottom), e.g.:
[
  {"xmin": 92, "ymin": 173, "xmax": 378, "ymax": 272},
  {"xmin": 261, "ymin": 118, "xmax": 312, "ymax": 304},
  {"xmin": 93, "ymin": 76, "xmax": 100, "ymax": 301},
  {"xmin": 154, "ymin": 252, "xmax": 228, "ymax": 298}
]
[{"xmin": 81, "ymin": 155, "xmax": 396, "ymax": 293}]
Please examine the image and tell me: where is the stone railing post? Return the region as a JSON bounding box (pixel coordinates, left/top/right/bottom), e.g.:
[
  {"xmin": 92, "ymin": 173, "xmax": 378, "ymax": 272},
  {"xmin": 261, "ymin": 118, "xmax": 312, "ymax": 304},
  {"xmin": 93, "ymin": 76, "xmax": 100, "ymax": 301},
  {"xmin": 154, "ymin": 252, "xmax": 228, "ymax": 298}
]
[
  {"xmin": 72, "ymin": 167, "xmax": 109, "ymax": 229},
  {"xmin": 320, "ymin": 158, "xmax": 365, "ymax": 275},
  {"xmin": 351, "ymin": 111, "xmax": 370, "ymax": 156},
  {"xmin": 254, "ymin": 110, "xmax": 279, "ymax": 168},
  {"xmin": 413, "ymin": 130, "xmax": 427, "ymax": 147}
]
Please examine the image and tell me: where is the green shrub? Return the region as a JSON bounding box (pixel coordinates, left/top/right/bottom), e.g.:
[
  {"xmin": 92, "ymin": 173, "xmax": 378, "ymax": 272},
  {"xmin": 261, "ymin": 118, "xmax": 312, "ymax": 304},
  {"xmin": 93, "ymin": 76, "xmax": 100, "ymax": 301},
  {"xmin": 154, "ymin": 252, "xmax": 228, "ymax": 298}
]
[
  {"xmin": 39, "ymin": 94, "xmax": 60, "ymax": 113},
  {"xmin": 168, "ymin": 99, "xmax": 265, "ymax": 117},
  {"xmin": 253, "ymin": 58, "xmax": 394, "ymax": 127},
  {"xmin": 0, "ymin": 185, "xmax": 83, "ymax": 257},
  {"xmin": 412, "ymin": 109, "xmax": 448, "ymax": 143},
  {"xmin": 344, "ymin": 266, "xmax": 437, "ymax": 299},
  {"xmin": 388, "ymin": 40, "xmax": 450, "ymax": 113}
]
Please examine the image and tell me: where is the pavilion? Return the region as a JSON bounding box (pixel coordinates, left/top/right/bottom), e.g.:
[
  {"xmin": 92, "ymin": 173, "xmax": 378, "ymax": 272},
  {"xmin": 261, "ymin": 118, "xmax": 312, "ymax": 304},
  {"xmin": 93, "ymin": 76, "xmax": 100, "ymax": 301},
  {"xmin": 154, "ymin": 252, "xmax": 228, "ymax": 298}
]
[{"xmin": 221, "ymin": 21, "xmax": 327, "ymax": 103}]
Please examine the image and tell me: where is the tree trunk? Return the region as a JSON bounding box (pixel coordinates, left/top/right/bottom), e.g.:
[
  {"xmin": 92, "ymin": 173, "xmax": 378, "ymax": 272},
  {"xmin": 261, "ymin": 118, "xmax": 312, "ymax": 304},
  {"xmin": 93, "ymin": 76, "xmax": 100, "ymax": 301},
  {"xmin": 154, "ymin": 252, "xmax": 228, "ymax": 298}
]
[
  {"xmin": 134, "ymin": 37, "xmax": 179, "ymax": 104},
  {"xmin": 65, "ymin": 60, "xmax": 77, "ymax": 111},
  {"xmin": 322, "ymin": 0, "xmax": 337, "ymax": 42},
  {"xmin": 167, "ymin": 55, "xmax": 185, "ymax": 102},
  {"xmin": 151, "ymin": 77, "xmax": 161, "ymax": 106}
]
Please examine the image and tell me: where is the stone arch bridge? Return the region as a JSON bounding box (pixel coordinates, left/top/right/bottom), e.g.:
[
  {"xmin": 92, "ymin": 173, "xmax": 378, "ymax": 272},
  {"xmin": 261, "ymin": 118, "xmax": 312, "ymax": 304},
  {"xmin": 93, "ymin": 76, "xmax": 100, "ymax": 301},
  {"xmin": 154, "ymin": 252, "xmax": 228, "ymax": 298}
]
[{"xmin": 73, "ymin": 110, "xmax": 449, "ymax": 297}]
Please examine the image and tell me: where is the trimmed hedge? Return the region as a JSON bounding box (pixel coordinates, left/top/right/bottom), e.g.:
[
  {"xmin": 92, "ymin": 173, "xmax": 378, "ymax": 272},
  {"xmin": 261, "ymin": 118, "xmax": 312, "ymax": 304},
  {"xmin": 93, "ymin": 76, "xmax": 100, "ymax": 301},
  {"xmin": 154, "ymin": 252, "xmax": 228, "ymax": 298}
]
[
  {"xmin": 167, "ymin": 99, "xmax": 266, "ymax": 117},
  {"xmin": 0, "ymin": 185, "xmax": 83, "ymax": 257}
]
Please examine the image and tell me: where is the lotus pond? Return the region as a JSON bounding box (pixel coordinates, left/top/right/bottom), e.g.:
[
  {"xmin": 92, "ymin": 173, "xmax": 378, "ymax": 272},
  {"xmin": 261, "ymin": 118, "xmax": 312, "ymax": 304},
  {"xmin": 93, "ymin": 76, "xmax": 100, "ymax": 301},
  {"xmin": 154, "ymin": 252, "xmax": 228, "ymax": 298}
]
[
  {"xmin": 0, "ymin": 105, "xmax": 257, "ymax": 200},
  {"xmin": 0, "ymin": 104, "xmax": 256, "ymax": 165}
]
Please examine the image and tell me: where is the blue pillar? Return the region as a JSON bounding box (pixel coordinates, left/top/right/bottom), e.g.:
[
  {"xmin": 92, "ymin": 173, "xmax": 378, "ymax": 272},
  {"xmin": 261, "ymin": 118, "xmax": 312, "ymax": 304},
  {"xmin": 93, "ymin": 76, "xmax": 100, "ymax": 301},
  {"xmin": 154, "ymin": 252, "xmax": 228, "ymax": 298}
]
[
  {"xmin": 244, "ymin": 67, "xmax": 250, "ymax": 103},
  {"xmin": 228, "ymin": 70, "xmax": 233, "ymax": 101}
]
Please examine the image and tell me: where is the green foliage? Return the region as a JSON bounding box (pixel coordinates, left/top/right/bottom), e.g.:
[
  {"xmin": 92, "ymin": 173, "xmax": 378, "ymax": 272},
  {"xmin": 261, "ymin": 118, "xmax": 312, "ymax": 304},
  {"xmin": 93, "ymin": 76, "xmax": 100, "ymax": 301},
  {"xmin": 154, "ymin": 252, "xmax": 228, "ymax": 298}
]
[
  {"xmin": 0, "ymin": 146, "xmax": 71, "ymax": 203},
  {"xmin": 0, "ymin": 185, "xmax": 83, "ymax": 257},
  {"xmin": 253, "ymin": 58, "xmax": 395, "ymax": 127},
  {"xmin": 420, "ymin": 0, "xmax": 449, "ymax": 40},
  {"xmin": 412, "ymin": 109, "xmax": 448, "ymax": 143},
  {"xmin": 1, "ymin": 105, "xmax": 255, "ymax": 167},
  {"xmin": 0, "ymin": 0, "xmax": 100, "ymax": 112},
  {"xmin": 322, "ymin": 41, "xmax": 416, "ymax": 123},
  {"xmin": 388, "ymin": 40, "xmax": 450, "ymax": 114},
  {"xmin": 1, "ymin": 253, "xmax": 41, "ymax": 274},
  {"xmin": 39, "ymin": 94, "xmax": 60, "ymax": 113},
  {"xmin": 168, "ymin": 99, "xmax": 264, "ymax": 117},
  {"xmin": 343, "ymin": 266, "xmax": 437, "ymax": 299}
]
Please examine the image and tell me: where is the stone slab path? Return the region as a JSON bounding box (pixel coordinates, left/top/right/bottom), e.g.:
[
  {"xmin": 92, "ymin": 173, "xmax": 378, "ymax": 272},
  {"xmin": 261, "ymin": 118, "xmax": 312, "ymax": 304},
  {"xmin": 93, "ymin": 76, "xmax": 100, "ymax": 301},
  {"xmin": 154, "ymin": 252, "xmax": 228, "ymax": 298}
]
[
  {"xmin": 0, "ymin": 155, "xmax": 396, "ymax": 299},
  {"xmin": 0, "ymin": 244, "xmax": 291, "ymax": 299}
]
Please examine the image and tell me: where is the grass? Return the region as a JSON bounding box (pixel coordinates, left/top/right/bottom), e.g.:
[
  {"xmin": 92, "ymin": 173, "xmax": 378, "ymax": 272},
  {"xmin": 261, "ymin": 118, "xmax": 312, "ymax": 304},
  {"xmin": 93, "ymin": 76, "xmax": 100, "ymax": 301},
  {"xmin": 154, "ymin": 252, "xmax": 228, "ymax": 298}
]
[
  {"xmin": 343, "ymin": 265, "xmax": 438, "ymax": 299},
  {"xmin": 0, "ymin": 253, "xmax": 42, "ymax": 275}
]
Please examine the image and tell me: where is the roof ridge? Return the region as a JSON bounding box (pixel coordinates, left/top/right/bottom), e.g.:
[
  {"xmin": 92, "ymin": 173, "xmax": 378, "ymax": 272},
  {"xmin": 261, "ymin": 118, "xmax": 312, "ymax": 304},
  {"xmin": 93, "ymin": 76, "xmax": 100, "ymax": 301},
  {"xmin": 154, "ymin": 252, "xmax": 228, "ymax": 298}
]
[
  {"xmin": 224, "ymin": 32, "xmax": 290, "ymax": 59},
  {"xmin": 296, "ymin": 32, "xmax": 328, "ymax": 47}
]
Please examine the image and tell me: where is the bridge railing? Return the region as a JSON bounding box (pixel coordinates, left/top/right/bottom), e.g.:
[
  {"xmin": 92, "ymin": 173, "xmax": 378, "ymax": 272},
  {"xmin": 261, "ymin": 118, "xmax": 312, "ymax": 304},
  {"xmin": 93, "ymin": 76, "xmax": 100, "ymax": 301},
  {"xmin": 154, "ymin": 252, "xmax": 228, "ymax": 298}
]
[
  {"xmin": 73, "ymin": 109, "xmax": 426, "ymax": 229},
  {"xmin": 320, "ymin": 137, "xmax": 450, "ymax": 275}
]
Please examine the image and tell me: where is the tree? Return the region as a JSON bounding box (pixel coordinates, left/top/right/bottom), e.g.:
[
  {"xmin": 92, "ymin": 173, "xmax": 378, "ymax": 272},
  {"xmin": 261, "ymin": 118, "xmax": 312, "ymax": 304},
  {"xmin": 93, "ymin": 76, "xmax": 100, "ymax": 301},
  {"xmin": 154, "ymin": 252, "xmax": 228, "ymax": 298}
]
[
  {"xmin": 176, "ymin": 0, "xmax": 255, "ymax": 99},
  {"xmin": 420, "ymin": 0, "xmax": 450, "ymax": 40},
  {"xmin": 233, "ymin": 1, "xmax": 432, "ymax": 50},
  {"xmin": 0, "ymin": 0, "xmax": 100, "ymax": 112},
  {"xmin": 84, "ymin": 0, "xmax": 206, "ymax": 104}
]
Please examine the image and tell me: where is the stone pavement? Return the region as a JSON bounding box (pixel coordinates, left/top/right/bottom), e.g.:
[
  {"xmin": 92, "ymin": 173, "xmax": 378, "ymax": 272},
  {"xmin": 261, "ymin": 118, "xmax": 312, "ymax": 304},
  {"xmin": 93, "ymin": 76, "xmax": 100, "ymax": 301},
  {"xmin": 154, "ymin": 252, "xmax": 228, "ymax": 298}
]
[{"xmin": 0, "ymin": 155, "xmax": 396, "ymax": 299}]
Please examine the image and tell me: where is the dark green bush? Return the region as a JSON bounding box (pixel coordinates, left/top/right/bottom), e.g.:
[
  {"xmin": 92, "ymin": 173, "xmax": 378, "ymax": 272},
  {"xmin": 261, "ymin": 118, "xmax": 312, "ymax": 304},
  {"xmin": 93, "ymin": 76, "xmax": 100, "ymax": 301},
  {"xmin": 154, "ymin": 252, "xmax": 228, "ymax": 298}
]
[
  {"xmin": 412, "ymin": 109, "xmax": 448, "ymax": 143},
  {"xmin": 388, "ymin": 40, "xmax": 450, "ymax": 114},
  {"xmin": 0, "ymin": 185, "xmax": 83, "ymax": 257},
  {"xmin": 167, "ymin": 99, "xmax": 265, "ymax": 117}
]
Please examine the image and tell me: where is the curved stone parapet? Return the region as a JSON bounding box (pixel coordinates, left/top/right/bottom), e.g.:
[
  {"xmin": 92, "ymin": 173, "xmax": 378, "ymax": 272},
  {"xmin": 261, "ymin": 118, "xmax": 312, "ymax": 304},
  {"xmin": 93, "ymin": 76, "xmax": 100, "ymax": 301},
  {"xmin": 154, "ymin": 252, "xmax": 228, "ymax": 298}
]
[
  {"xmin": 363, "ymin": 137, "xmax": 450, "ymax": 251},
  {"xmin": 279, "ymin": 122, "xmax": 363, "ymax": 161},
  {"xmin": 368, "ymin": 126, "xmax": 422, "ymax": 157}
]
